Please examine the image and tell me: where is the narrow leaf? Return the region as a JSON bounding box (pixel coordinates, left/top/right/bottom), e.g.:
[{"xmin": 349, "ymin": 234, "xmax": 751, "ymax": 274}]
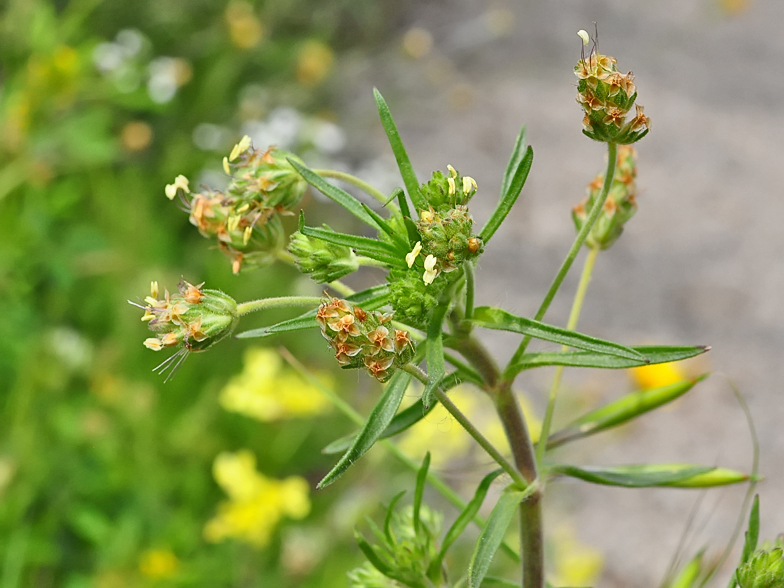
[
  {"xmin": 480, "ymin": 145, "xmax": 533, "ymax": 243},
  {"xmin": 500, "ymin": 126, "xmax": 527, "ymax": 201},
  {"xmin": 383, "ymin": 491, "xmax": 406, "ymax": 543},
  {"xmin": 360, "ymin": 203, "xmax": 410, "ymax": 251},
  {"xmin": 414, "ymin": 453, "xmax": 430, "ymax": 534},
  {"xmin": 511, "ymin": 345, "xmax": 709, "ymax": 374},
  {"xmin": 670, "ymin": 552, "xmax": 704, "ymax": 588},
  {"xmin": 289, "ymin": 158, "xmax": 377, "ymax": 227},
  {"xmin": 318, "ymin": 371, "xmax": 412, "ymax": 488},
  {"xmin": 551, "ymin": 463, "xmax": 749, "ymax": 488},
  {"xmin": 301, "ymin": 225, "xmax": 404, "ymax": 267},
  {"xmin": 741, "ymin": 495, "xmax": 760, "ymax": 563},
  {"xmin": 374, "ymin": 88, "xmax": 427, "ymax": 210},
  {"xmin": 422, "ymin": 305, "xmax": 448, "ymax": 408},
  {"xmin": 468, "ymin": 485, "xmax": 529, "ymax": 588},
  {"xmin": 429, "ymin": 469, "xmax": 503, "ymax": 579},
  {"xmin": 236, "ymin": 285, "xmax": 389, "ymax": 339},
  {"xmin": 547, "ymin": 375, "xmax": 708, "ymax": 449},
  {"xmin": 355, "ymin": 531, "xmax": 395, "ymax": 576},
  {"xmin": 472, "ymin": 307, "xmax": 645, "ymax": 361}
]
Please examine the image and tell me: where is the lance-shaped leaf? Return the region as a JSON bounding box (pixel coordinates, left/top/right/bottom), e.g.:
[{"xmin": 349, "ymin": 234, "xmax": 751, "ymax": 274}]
[
  {"xmin": 546, "ymin": 375, "xmax": 708, "ymax": 449},
  {"xmin": 289, "ymin": 158, "xmax": 377, "ymax": 227},
  {"xmin": 551, "ymin": 463, "xmax": 750, "ymax": 488},
  {"xmin": 236, "ymin": 285, "xmax": 389, "ymax": 339},
  {"xmin": 413, "ymin": 453, "xmax": 430, "ymax": 534},
  {"xmin": 374, "ymin": 88, "xmax": 427, "ymax": 211},
  {"xmin": 468, "ymin": 484, "xmax": 534, "ymax": 588},
  {"xmin": 481, "ymin": 138, "xmax": 533, "ymax": 243},
  {"xmin": 472, "ymin": 307, "xmax": 645, "ymax": 361},
  {"xmin": 428, "ymin": 469, "xmax": 503, "ymax": 580},
  {"xmin": 510, "ymin": 345, "xmax": 709, "ymax": 374},
  {"xmin": 301, "ymin": 224, "xmax": 405, "ymax": 267},
  {"xmin": 730, "ymin": 495, "xmax": 760, "ymax": 588},
  {"xmin": 422, "ymin": 305, "xmax": 448, "ymax": 408},
  {"xmin": 360, "ymin": 203, "xmax": 410, "ymax": 251},
  {"xmin": 318, "ymin": 370, "xmax": 412, "ymax": 488}
]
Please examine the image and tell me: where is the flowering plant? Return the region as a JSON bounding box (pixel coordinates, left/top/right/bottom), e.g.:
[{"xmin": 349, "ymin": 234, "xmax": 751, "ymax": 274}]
[{"xmin": 133, "ymin": 31, "xmax": 767, "ymax": 588}]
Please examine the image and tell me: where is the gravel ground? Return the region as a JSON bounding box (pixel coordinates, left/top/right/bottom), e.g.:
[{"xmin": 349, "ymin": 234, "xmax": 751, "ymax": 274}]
[{"xmin": 331, "ymin": 0, "xmax": 784, "ymax": 585}]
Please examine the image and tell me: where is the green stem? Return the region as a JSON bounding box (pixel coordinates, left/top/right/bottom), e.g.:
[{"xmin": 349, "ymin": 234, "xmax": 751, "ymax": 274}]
[
  {"xmin": 463, "ymin": 261, "xmax": 476, "ymax": 323},
  {"xmin": 402, "ymin": 364, "xmax": 528, "ymax": 490},
  {"xmin": 313, "ymin": 169, "xmax": 388, "ymax": 204},
  {"xmin": 535, "ymin": 245, "xmax": 599, "ymax": 466},
  {"xmin": 278, "ymin": 348, "xmax": 519, "ymax": 562},
  {"xmin": 504, "ymin": 142, "xmax": 617, "ymax": 379},
  {"xmin": 235, "ymin": 296, "xmax": 322, "ymax": 316},
  {"xmin": 273, "ymin": 248, "xmax": 355, "ymax": 297}
]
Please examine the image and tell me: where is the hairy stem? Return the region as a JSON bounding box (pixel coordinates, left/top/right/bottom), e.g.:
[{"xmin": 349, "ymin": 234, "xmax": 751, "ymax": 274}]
[
  {"xmin": 535, "ymin": 244, "xmax": 599, "ymax": 465},
  {"xmin": 236, "ymin": 296, "xmax": 322, "ymax": 316},
  {"xmin": 505, "ymin": 142, "xmax": 618, "ymax": 379},
  {"xmin": 313, "ymin": 168, "xmax": 388, "ymax": 204}
]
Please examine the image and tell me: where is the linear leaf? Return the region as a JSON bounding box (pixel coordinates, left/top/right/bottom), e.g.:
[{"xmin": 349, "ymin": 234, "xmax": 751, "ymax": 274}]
[
  {"xmin": 236, "ymin": 285, "xmax": 389, "ymax": 339},
  {"xmin": 374, "ymin": 88, "xmax": 427, "ymax": 210},
  {"xmin": 511, "ymin": 345, "xmax": 709, "ymax": 374},
  {"xmin": 318, "ymin": 370, "xmax": 412, "ymax": 488},
  {"xmin": 383, "ymin": 491, "xmax": 406, "ymax": 543},
  {"xmin": 429, "ymin": 469, "xmax": 503, "ymax": 580},
  {"xmin": 414, "ymin": 453, "xmax": 430, "ymax": 534},
  {"xmin": 551, "ymin": 463, "xmax": 749, "ymax": 488},
  {"xmin": 734, "ymin": 495, "xmax": 760, "ymax": 588},
  {"xmin": 547, "ymin": 375, "xmax": 708, "ymax": 449},
  {"xmin": 468, "ymin": 485, "xmax": 529, "ymax": 588},
  {"xmin": 422, "ymin": 305, "xmax": 448, "ymax": 408},
  {"xmin": 501, "ymin": 126, "xmax": 527, "ymax": 201},
  {"xmin": 480, "ymin": 144, "xmax": 533, "ymax": 243},
  {"xmin": 288, "ymin": 158, "xmax": 377, "ymax": 227},
  {"xmin": 301, "ymin": 224, "xmax": 404, "ymax": 267},
  {"xmin": 472, "ymin": 307, "xmax": 645, "ymax": 361},
  {"xmin": 360, "ymin": 203, "xmax": 410, "ymax": 251}
]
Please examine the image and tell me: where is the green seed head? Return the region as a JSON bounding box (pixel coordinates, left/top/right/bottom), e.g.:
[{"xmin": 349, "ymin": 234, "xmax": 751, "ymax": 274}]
[
  {"xmin": 736, "ymin": 547, "xmax": 784, "ymax": 588},
  {"xmin": 388, "ymin": 267, "xmax": 445, "ymax": 330},
  {"xmin": 288, "ymin": 230, "xmax": 359, "ymax": 283}
]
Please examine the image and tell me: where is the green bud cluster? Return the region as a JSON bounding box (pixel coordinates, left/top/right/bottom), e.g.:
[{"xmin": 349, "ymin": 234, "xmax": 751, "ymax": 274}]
[
  {"xmin": 316, "ymin": 297, "xmax": 415, "ymax": 382},
  {"xmin": 416, "ymin": 204, "xmax": 483, "ymax": 272},
  {"xmin": 736, "ymin": 547, "xmax": 784, "ymax": 588},
  {"xmin": 575, "ymin": 52, "xmax": 650, "ymax": 144},
  {"xmin": 573, "ymin": 145, "xmax": 638, "ymax": 250},
  {"xmin": 225, "ymin": 144, "xmax": 308, "ymax": 211},
  {"xmin": 288, "ymin": 230, "xmax": 359, "ymax": 283},
  {"xmin": 419, "ymin": 166, "xmax": 476, "ymax": 209},
  {"xmin": 387, "ymin": 267, "xmax": 445, "ymax": 330},
  {"xmin": 135, "ymin": 280, "xmax": 238, "ymax": 360},
  {"xmin": 347, "ymin": 564, "xmax": 401, "ymax": 588}
]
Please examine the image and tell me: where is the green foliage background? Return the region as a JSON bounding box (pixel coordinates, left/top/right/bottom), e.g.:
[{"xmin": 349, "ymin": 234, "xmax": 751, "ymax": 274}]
[{"xmin": 0, "ymin": 1, "xmax": 409, "ymax": 585}]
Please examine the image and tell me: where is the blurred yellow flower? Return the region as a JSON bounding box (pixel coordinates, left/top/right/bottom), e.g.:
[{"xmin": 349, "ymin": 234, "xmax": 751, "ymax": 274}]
[
  {"xmin": 401, "ymin": 27, "xmax": 433, "ymax": 60},
  {"xmin": 549, "ymin": 524, "xmax": 604, "ymax": 587},
  {"xmin": 296, "ymin": 40, "xmax": 334, "ymax": 87},
  {"xmin": 139, "ymin": 548, "xmax": 180, "ymax": 580},
  {"xmin": 219, "ymin": 347, "xmax": 331, "ymax": 421},
  {"xmin": 204, "ymin": 450, "xmax": 310, "ymax": 547},
  {"xmin": 121, "ymin": 121, "xmax": 153, "ymax": 152},
  {"xmin": 226, "ymin": 1, "xmax": 264, "ymax": 50},
  {"xmin": 398, "ymin": 385, "xmax": 540, "ymax": 468},
  {"xmin": 719, "ymin": 0, "xmax": 752, "ymax": 15},
  {"xmin": 629, "ymin": 361, "xmax": 686, "ymax": 390}
]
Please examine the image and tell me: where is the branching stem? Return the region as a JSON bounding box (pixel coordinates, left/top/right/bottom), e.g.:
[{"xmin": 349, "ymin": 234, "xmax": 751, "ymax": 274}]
[{"xmin": 313, "ymin": 169, "xmax": 388, "ymax": 204}]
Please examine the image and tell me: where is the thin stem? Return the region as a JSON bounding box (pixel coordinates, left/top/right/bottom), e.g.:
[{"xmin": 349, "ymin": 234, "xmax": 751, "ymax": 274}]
[
  {"xmin": 236, "ymin": 296, "xmax": 322, "ymax": 316},
  {"xmin": 520, "ymin": 493, "xmax": 544, "ymax": 588},
  {"xmin": 313, "ymin": 168, "xmax": 388, "ymax": 204},
  {"xmin": 279, "ymin": 347, "xmax": 519, "ymax": 562},
  {"xmin": 505, "ymin": 142, "xmax": 617, "ymax": 379},
  {"xmin": 535, "ymin": 244, "xmax": 599, "ymax": 465},
  {"xmin": 402, "ymin": 364, "xmax": 528, "ymax": 490},
  {"xmin": 463, "ymin": 261, "xmax": 476, "ymax": 323}
]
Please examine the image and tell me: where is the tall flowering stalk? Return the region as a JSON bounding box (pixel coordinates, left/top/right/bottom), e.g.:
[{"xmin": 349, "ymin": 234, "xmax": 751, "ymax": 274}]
[{"xmin": 133, "ymin": 30, "xmax": 758, "ymax": 588}]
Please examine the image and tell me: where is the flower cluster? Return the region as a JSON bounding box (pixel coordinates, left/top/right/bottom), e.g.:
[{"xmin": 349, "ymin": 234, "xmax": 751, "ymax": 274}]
[
  {"xmin": 132, "ymin": 280, "xmax": 238, "ymax": 379},
  {"xmin": 736, "ymin": 544, "xmax": 784, "ymax": 588},
  {"xmin": 316, "ymin": 297, "xmax": 415, "ymax": 382},
  {"xmin": 203, "ymin": 450, "xmax": 310, "ymax": 548},
  {"xmin": 572, "ymin": 145, "xmax": 638, "ymax": 249},
  {"xmin": 165, "ymin": 138, "xmax": 308, "ymax": 273},
  {"xmin": 575, "ymin": 49, "xmax": 650, "ymax": 144},
  {"xmin": 288, "ymin": 230, "xmax": 359, "ymax": 283}
]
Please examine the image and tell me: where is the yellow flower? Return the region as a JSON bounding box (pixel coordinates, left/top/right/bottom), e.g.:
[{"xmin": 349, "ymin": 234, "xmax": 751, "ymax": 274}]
[
  {"xmin": 423, "ymin": 254, "xmax": 438, "ymax": 285},
  {"xmin": 139, "ymin": 548, "xmax": 180, "ymax": 580},
  {"xmin": 549, "ymin": 524, "xmax": 604, "ymax": 587},
  {"xmin": 296, "ymin": 40, "xmax": 334, "ymax": 87},
  {"xmin": 405, "ymin": 241, "xmax": 423, "ymax": 268},
  {"xmin": 462, "ymin": 176, "xmax": 478, "ymax": 195},
  {"xmin": 164, "ymin": 175, "xmax": 189, "ymax": 199},
  {"xmin": 219, "ymin": 348, "xmax": 331, "ymax": 421},
  {"xmin": 204, "ymin": 450, "xmax": 310, "ymax": 548},
  {"xmin": 629, "ymin": 361, "xmax": 686, "ymax": 390},
  {"xmin": 229, "ymin": 135, "xmax": 252, "ymax": 161}
]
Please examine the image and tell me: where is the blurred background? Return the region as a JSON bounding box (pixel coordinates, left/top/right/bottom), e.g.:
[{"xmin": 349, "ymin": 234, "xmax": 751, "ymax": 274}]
[{"xmin": 1, "ymin": 0, "xmax": 781, "ymax": 586}]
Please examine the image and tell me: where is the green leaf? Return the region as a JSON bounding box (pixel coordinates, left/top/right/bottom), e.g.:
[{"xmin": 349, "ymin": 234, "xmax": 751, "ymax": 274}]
[
  {"xmin": 414, "ymin": 453, "xmax": 430, "ymax": 534},
  {"xmin": 236, "ymin": 285, "xmax": 389, "ymax": 339},
  {"xmin": 740, "ymin": 495, "xmax": 760, "ymax": 565},
  {"xmin": 301, "ymin": 224, "xmax": 404, "ymax": 267},
  {"xmin": 355, "ymin": 530, "xmax": 395, "ymax": 576},
  {"xmin": 429, "ymin": 469, "xmax": 504, "ymax": 580},
  {"xmin": 374, "ymin": 88, "xmax": 427, "ymax": 210},
  {"xmin": 472, "ymin": 307, "xmax": 645, "ymax": 361},
  {"xmin": 547, "ymin": 375, "xmax": 708, "ymax": 449},
  {"xmin": 288, "ymin": 158, "xmax": 377, "ymax": 227},
  {"xmin": 501, "ymin": 126, "xmax": 527, "ymax": 201},
  {"xmin": 468, "ymin": 485, "xmax": 530, "ymax": 588},
  {"xmin": 510, "ymin": 345, "xmax": 709, "ymax": 374},
  {"xmin": 383, "ymin": 491, "xmax": 406, "ymax": 543},
  {"xmin": 318, "ymin": 370, "xmax": 412, "ymax": 488},
  {"xmin": 422, "ymin": 305, "xmax": 448, "ymax": 408},
  {"xmin": 360, "ymin": 203, "xmax": 410, "ymax": 251},
  {"xmin": 480, "ymin": 144, "xmax": 533, "ymax": 243},
  {"xmin": 551, "ymin": 463, "xmax": 749, "ymax": 488},
  {"xmin": 669, "ymin": 552, "xmax": 704, "ymax": 588}
]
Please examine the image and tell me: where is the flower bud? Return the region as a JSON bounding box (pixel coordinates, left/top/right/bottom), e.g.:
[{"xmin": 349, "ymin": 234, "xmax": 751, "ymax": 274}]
[
  {"xmin": 419, "ymin": 165, "xmax": 477, "ymax": 210},
  {"xmin": 226, "ymin": 145, "xmax": 308, "ymax": 210},
  {"xmin": 316, "ymin": 296, "xmax": 415, "ymax": 382},
  {"xmin": 736, "ymin": 547, "xmax": 784, "ymax": 588},
  {"xmin": 572, "ymin": 145, "xmax": 638, "ymax": 249},
  {"xmin": 414, "ymin": 204, "xmax": 483, "ymax": 284},
  {"xmin": 575, "ymin": 50, "xmax": 650, "ymax": 144},
  {"xmin": 387, "ymin": 267, "xmax": 446, "ymax": 330},
  {"xmin": 288, "ymin": 231, "xmax": 359, "ymax": 283}
]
